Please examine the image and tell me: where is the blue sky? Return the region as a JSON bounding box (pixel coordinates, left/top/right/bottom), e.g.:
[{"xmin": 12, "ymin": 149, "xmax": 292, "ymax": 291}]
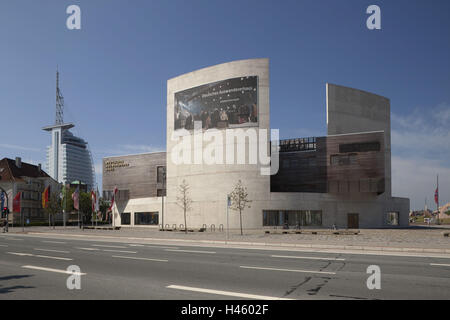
[{"xmin": 0, "ymin": 0, "xmax": 449, "ymax": 210}]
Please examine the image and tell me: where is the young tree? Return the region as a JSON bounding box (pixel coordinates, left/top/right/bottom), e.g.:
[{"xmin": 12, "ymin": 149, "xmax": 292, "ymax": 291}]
[
  {"xmin": 80, "ymin": 192, "xmax": 92, "ymax": 224},
  {"xmin": 99, "ymin": 198, "xmax": 110, "ymax": 222},
  {"xmin": 176, "ymin": 180, "xmax": 192, "ymax": 233},
  {"xmin": 44, "ymin": 192, "xmax": 62, "ymax": 229},
  {"xmin": 229, "ymin": 180, "xmax": 252, "ymax": 235},
  {"xmin": 62, "ymin": 187, "xmax": 74, "ymax": 213}
]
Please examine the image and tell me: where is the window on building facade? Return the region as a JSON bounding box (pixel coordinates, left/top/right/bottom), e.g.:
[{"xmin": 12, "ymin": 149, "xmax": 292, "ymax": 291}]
[
  {"xmin": 339, "ymin": 141, "xmax": 380, "ymax": 153},
  {"xmin": 330, "ymin": 154, "xmax": 358, "ymax": 166},
  {"xmin": 134, "ymin": 212, "xmax": 159, "ymax": 225},
  {"xmin": 157, "ymin": 166, "xmax": 166, "ymax": 183},
  {"xmin": 121, "ymin": 212, "xmax": 130, "ymax": 225},
  {"xmin": 263, "ymin": 210, "xmax": 322, "ymax": 227},
  {"xmin": 386, "ymin": 212, "xmax": 399, "ymax": 226}
]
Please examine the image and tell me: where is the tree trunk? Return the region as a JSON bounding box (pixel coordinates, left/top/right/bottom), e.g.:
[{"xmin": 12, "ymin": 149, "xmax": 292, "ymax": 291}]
[
  {"xmin": 184, "ymin": 207, "xmax": 187, "ymax": 234},
  {"xmin": 239, "ymin": 208, "xmax": 243, "ymax": 235}
]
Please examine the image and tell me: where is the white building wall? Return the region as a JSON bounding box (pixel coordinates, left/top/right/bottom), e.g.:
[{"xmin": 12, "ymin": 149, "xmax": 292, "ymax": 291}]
[{"xmin": 165, "ymin": 58, "xmax": 271, "ymax": 230}]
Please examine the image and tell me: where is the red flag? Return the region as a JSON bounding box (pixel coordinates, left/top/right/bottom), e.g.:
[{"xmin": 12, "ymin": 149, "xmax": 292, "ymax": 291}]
[
  {"xmin": 42, "ymin": 186, "xmax": 50, "ymax": 209},
  {"xmin": 72, "ymin": 187, "xmax": 79, "ymax": 210},
  {"xmin": 13, "ymin": 192, "xmax": 21, "ymax": 213},
  {"xmin": 435, "ymin": 187, "xmax": 439, "ymax": 205},
  {"xmin": 91, "ymin": 190, "xmax": 96, "ymax": 213},
  {"xmin": 108, "ymin": 187, "xmax": 118, "ymax": 212}
]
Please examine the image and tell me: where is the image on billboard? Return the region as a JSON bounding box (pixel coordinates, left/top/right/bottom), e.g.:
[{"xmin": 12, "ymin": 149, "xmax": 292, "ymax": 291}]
[{"xmin": 174, "ymin": 76, "xmax": 258, "ymax": 130}]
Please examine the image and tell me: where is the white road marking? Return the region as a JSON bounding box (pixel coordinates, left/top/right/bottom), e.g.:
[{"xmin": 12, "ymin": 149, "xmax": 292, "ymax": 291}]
[
  {"xmin": 92, "ymin": 244, "xmax": 127, "ymax": 249},
  {"xmin": 34, "ymin": 248, "xmax": 70, "ymax": 254},
  {"xmin": 76, "ymin": 247, "xmax": 100, "ymax": 251},
  {"xmin": 42, "ymin": 240, "xmax": 66, "ymax": 244},
  {"xmin": 7, "ymin": 252, "xmax": 73, "ymax": 261},
  {"xmin": 102, "ymin": 249, "xmax": 137, "ymax": 254},
  {"xmin": 130, "ymin": 244, "xmax": 179, "ymax": 249},
  {"xmin": 271, "ymin": 255, "xmax": 345, "ymax": 261},
  {"xmin": 165, "ymin": 249, "xmax": 216, "ymax": 254},
  {"xmin": 430, "ymin": 263, "xmax": 450, "ymax": 267},
  {"xmin": 167, "ymin": 285, "xmax": 294, "ymax": 300},
  {"xmin": 0, "ymin": 244, "xmax": 8, "ymax": 247},
  {"xmin": 76, "ymin": 247, "xmax": 136, "ymax": 254},
  {"xmin": 6, "ymin": 238, "xmax": 23, "ymax": 241},
  {"xmin": 240, "ymin": 265, "xmax": 336, "ymax": 275},
  {"xmin": 112, "ymin": 255, "xmax": 168, "ymax": 262},
  {"xmin": 22, "ymin": 265, "xmax": 86, "ymax": 275}
]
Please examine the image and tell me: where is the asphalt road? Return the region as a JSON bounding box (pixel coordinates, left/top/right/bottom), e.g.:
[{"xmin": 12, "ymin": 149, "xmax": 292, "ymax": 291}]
[{"xmin": 0, "ymin": 233, "xmax": 449, "ymax": 300}]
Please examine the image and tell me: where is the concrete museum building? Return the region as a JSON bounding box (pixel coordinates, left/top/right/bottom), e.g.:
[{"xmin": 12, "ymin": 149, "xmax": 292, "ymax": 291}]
[{"xmin": 103, "ymin": 58, "xmax": 409, "ymax": 229}]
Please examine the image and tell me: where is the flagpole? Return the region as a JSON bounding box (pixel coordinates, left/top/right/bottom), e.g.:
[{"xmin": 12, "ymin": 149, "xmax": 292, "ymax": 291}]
[{"xmin": 437, "ymin": 174, "xmax": 440, "ymax": 225}]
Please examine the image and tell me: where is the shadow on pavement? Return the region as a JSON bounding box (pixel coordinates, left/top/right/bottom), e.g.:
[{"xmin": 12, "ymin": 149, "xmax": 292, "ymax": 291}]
[
  {"xmin": 0, "ymin": 274, "xmax": 34, "ymax": 294},
  {"xmin": 0, "ymin": 275, "xmax": 33, "ymax": 281}
]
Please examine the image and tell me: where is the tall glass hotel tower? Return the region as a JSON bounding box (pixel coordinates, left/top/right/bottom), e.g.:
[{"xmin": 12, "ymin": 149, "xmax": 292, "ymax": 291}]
[{"xmin": 42, "ymin": 71, "xmax": 95, "ymax": 190}]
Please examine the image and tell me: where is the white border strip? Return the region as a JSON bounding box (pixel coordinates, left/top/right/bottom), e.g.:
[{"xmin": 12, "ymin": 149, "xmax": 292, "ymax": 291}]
[
  {"xmin": 240, "ymin": 265, "xmax": 336, "ymax": 275},
  {"xmin": 22, "ymin": 265, "xmax": 86, "ymax": 275},
  {"xmin": 271, "ymin": 255, "xmax": 345, "ymax": 261},
  {"xmin": 112, "ymin": 255, "xmax": 168, "ymax": 262},
  {"xmin": 167, "ymin": 285, "xmax": 293, "ymax": 300}
]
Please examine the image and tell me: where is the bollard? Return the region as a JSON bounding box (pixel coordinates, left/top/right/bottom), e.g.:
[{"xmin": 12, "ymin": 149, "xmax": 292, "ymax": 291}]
[
  {"xmin": 219, "ymin": 224, "xmax": 224, "ymax": 232},
  {"xmin": 210, "ymin": 224, "xmax": 215, "ymax": 232}
]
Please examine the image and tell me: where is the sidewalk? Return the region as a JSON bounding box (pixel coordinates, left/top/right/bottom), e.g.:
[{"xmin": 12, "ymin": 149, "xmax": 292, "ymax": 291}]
[{"xmin": 5, "ymin": 225, "xmax": 450, "ymax": 254}]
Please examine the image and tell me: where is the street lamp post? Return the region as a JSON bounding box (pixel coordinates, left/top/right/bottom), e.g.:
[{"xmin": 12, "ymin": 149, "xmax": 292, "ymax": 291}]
[
  {"xmin": 161, "ymin": 168, "xmax": 166, "ymax": 231},
  {"xmin": 226, "ymin": 194, "xmax": 230, "ymax": 241}
]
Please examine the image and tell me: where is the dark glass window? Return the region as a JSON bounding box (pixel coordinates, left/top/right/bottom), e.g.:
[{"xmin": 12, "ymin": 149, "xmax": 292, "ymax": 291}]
[
  {"xmin": 157, "ymin": 166, "xmax": 166, "ymax": 183},
  {"xmin": 339, "ymin": 141, "xmax": 380, "ymax": 153},
  {"xmin": 134, "ymin": 212, "xmax": 159, "ymax": 225},
  {"xmin": 121, "ymin": 212, "xmax": 130, "ymax": 225},
  {"xmin": 330, "ymin": 154, "xmax": 358, "ymax": 166},
  {"xmin": 263, "ymin": 210, "xmax": 322, "ymax": 227}
]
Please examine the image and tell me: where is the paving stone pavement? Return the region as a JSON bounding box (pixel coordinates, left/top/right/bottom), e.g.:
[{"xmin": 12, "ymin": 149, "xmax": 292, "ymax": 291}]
[{"xmin": 5, "ymin": 225, "xmax": 450, "ymax": 250}]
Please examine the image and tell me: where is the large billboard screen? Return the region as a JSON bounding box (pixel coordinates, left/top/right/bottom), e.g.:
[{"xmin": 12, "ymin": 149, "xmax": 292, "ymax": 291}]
[{"xmin": 174, "ymin": 76, "xmax": 258, "ymax": 131}]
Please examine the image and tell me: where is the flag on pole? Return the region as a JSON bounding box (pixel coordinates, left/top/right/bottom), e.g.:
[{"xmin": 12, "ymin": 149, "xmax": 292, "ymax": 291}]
[
  {"xmin": 109, "ymin": 187, "xmax": 118, "ymax": 212},
  {"xmin": 72, "ymin": 186, "xmax": 80, "ymax": 210},
  {"xmin": 42, "ymin": 186, "xmax": 50, "ymax": 209},
  {"xmin": 91, "ymin": 190, "xmax": 96, "ymax": 213},
  {"xmin": 95, "ymin": 188, "xmax": 100, "ymax": 212},
  {"xmin": 106, "ymin": 187, "xmax": 118, "ymax": 221},
  {"xmin": 1, "ymin": 192, "xmax": 4, "ymax": 212},
  {"xmin": 13, "ymin": 192, "xmax": 21, "ymax": 213}
]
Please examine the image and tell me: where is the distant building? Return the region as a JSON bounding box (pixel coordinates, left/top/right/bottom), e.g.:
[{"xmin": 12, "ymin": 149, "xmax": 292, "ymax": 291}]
[
  {"xmin": 102, "ymin": 152, "xmax": 166, "ymax": 226},
  {"xmin": 69, "ymin": 180, "xmax": 88, "ymax": 193},
  {"xmin": 439, "ymin": 203, "xmax": 450, "ymax": 220},
  {"xmin": 0, "ymin": 157, "xmax": 60, "ymax": 223},
  {"xmin": 42, "ymin": 71, "xmax": 95, "ymax": 190}
]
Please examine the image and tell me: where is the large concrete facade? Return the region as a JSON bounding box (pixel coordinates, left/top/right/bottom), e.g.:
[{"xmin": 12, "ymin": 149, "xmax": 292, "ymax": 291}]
[
  {"xmin": 165, "ymin": 58, "xmax": 271, "ymax": 230},
  {"xmin": 106, "ymin": 58, "xmax": 409, "ymax": 229}
]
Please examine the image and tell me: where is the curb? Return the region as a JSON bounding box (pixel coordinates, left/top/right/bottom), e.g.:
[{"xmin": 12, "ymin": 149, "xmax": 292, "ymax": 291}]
[{"xmin": 18, "ymin": 231, "xmax": 450, "ymax": 255}]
